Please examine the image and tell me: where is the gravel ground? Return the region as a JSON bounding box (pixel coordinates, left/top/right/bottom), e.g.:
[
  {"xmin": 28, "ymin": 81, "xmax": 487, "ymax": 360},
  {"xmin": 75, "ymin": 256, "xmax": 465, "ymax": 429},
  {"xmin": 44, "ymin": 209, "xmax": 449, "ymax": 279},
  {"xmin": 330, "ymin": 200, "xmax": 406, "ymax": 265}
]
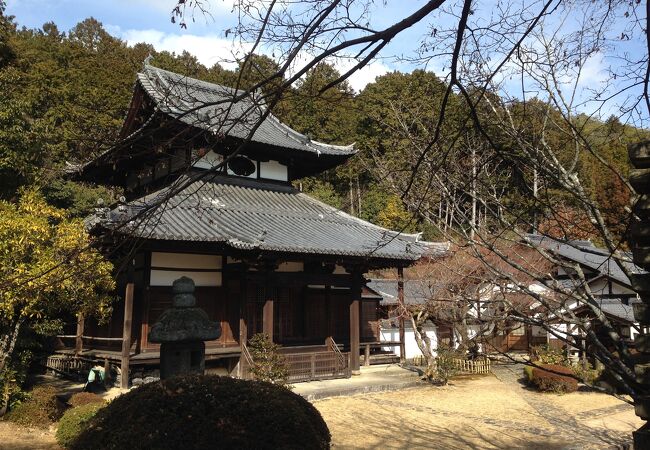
[
  {"xmin": 314, "ymin": 367, "xmax": 642, "ymax": 449},
  {"xmin": 0, "ymin": 365, "xmax": 642, "ymax": 449}
]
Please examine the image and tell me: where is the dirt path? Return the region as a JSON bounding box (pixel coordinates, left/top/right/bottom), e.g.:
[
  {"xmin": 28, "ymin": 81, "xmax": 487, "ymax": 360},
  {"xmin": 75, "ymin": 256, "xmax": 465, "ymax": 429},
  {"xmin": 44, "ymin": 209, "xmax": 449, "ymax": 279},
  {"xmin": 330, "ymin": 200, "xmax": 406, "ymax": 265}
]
[
  {"xmin": 314, "ymin": 365, "xmax": 642, "ymax": 449},
  {"xmin": 0, "ymin": 421, "xmax": 60, "ymax": 450}
]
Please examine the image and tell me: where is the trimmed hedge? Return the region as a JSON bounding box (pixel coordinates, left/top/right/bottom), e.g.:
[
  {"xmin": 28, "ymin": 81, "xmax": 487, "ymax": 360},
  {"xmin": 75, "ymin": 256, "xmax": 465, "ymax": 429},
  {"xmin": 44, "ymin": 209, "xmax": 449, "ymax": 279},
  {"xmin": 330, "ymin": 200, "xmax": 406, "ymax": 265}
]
[
  {"xmin": 523, "ymin": 365, "xmax": 534, "ymax": 384},
  {"xmin": 71, "ymin": 375, "xmax": 330, "ymax": 450},
  {"xmin": 56, "ymin": 403, "xmax": 103, "ymax": 448},
  {"xmin": 5, "ymin": 385, "xmax": 65, "ymax": 428},
  {"xmin": 531, "ymin": 364, "xmax": 578, "ymax": 393},
  {"xmin": 68, "ymin": 392, "xmax": 104, "ymax": 408}
]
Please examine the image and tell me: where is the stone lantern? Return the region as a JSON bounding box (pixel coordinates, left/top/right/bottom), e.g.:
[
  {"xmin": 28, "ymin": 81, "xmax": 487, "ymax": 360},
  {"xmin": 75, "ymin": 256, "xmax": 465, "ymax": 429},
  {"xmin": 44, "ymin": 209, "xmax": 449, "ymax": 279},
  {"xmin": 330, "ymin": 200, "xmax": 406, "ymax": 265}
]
[{"xmin": 148, "ymin": 276, "xmax": 221, "ymax": 379}]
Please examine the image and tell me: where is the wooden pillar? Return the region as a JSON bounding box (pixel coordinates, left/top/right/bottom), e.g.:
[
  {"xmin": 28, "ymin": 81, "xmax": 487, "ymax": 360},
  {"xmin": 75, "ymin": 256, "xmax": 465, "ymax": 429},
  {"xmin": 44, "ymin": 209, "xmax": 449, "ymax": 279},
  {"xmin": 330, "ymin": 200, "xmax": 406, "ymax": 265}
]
[
  {"xmin": 75, "ymin": 313, "xmax": 85, "ymax": 356},
  {"xmin": 120, "ymin": 282, "xmax": 134, "ymax": 389},
  {"xmin": 263, "ymin": 298, "xmax": 274, "ymax": 341},
  {"xmin": 397, "ymin": 267, "xmax": 406, "ymax": 363},
  {"xmin": 103, "ymin": 357, "xmax": 110, "ymax": 388},
  {"xmin": 238, "ymin": 271, "xmax": 248, "ymax": 379},
  {"xmin": 350, "ymin": 272, "xmax": 361, "ymax": 374},
  {"xmin": 364, "ymin": 343, "xmax": 370, "ymax": 367}
]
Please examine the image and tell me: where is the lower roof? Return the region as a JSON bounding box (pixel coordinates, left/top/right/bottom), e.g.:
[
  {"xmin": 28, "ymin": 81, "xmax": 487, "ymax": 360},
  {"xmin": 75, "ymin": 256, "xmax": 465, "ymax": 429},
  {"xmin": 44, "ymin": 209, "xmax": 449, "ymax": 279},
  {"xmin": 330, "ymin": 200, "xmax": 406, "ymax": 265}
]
[{"xmin": 90, "ymin": 174, "xmax": 436, "ymax": 263}]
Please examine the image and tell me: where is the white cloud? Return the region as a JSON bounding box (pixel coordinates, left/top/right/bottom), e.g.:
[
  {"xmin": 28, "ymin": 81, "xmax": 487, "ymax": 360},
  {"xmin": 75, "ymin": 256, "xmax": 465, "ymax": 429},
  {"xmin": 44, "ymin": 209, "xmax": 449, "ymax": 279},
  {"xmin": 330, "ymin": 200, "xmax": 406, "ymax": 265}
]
[
  {"xmin": 115, "ymin": 27, "xmax": 250, "ymax": 69},
  {"xmin": 113, "ymin": 26, "xmax": 392, "ymax": 91},
  {"xmin": 342, "ymin": 61, "xmax": 391, "ymax": 92}
]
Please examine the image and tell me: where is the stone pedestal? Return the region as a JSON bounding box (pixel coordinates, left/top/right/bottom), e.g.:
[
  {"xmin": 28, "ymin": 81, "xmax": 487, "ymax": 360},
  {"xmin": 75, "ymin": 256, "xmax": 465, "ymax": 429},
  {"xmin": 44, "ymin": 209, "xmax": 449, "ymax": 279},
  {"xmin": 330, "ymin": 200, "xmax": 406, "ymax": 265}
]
[
  {"xmin": 148, "ymin": 276, "xmax": 221, "ymax": 380},
  {"xmin": 160, "ymin": 341, "xmax": 206, "ymax": 379}
]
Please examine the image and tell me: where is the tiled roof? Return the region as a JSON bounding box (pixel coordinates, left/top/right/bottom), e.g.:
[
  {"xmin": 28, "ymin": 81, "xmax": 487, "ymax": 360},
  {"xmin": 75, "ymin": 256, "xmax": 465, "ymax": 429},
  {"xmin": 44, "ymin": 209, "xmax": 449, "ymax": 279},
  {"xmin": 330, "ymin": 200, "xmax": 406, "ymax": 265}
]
[
  {"xmin": 92, "ymin": 175, "xmax": 428, "ymax": 261},
  {"xmin": 574, "ymin": 299, "xmax": 637, "ymax": 323},
  {"xmin": 138, "ymin": 65, "xmax": 356, "ymax": 157},
  {"xmin": 525, "ymin": 234, "xmax": 645, "ymax": 288},
  {"xmin": 367, "ymin": 279, "xmax": 436, "ymax": 305}
]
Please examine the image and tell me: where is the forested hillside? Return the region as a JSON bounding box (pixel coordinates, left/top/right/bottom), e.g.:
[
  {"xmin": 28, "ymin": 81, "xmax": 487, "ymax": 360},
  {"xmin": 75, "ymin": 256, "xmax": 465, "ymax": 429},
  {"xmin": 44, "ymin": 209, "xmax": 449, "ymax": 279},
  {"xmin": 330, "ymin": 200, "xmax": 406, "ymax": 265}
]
[{"xmin": 0, "ymin": 10, "xmax": 644, "ymax": 243}]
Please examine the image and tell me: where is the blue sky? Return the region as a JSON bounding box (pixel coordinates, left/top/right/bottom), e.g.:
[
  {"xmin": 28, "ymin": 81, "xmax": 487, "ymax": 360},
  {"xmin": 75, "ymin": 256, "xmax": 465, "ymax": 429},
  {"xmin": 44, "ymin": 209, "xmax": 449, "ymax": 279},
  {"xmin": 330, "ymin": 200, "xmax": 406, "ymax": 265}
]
[
  {"xmin": 5, "ymin": 0, "xmax": 419, "ymax": 91},
  {"xmin": 5, "ymin": 0, "xmax": 647, "ymax": 121}
]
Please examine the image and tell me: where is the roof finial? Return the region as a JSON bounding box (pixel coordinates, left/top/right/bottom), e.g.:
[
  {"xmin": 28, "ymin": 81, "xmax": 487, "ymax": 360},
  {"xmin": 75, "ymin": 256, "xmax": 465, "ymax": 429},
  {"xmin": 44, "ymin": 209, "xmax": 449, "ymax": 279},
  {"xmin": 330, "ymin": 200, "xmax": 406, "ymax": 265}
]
[{"xmin": 144, "ymin": 53, "xmax": 154, "ymax": 68}]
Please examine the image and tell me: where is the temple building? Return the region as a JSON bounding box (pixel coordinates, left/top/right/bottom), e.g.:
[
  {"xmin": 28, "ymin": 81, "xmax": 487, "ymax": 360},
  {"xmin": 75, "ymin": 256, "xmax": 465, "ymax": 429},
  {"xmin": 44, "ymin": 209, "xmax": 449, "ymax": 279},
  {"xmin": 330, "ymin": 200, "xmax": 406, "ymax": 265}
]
[{"xmin": 58, "ymin": 64, "xmax": 444, "ymax": 386}]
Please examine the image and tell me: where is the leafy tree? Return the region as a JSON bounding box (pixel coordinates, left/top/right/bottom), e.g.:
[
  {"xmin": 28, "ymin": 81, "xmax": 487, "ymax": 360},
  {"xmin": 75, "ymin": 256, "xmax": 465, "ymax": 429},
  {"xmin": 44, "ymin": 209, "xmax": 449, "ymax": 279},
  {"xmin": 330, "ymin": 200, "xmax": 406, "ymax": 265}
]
[
  {"xmin": 247, "ymin": 333, "xmax": 290, "ymax": 386},
  {"xmin": 376, "ymin": 195, "xmax": 417, "ymax": 233},
  {"xmin": 0, "ymin": 189, "xmax": 115, "ymax": 410}
]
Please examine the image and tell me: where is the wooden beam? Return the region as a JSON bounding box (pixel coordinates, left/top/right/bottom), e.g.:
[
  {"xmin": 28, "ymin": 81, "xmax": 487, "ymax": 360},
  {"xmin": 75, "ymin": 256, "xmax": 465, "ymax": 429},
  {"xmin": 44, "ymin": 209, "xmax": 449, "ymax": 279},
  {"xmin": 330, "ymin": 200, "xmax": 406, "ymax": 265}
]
[
  {"xmin": 263, "ymin": 298, "xmax": 274, "ymax": 342},
  {"xmin": 120, "ymin": 282, "xmax": 134, "ymax": 389},
  {"xmin": 350, "ymin": 273, "xmax": 362, "ymax": 374},
  {"xmin": 364, "ymin": 343, "xmax": 370, "ymax": 367},
  {"xmin": 246, "ymin": 271, "xmax": 353, "ymax": 287},
  {"xmin": 398, "ymin": 267, "xmax": 406, "ymax": 363},
  {"xmin": 238, "ymin": 273, "xmax": 248, "ymax": 379},
  {"xmin": 75, "ymin": 313, "xmax": 85, "ymax": 356}
]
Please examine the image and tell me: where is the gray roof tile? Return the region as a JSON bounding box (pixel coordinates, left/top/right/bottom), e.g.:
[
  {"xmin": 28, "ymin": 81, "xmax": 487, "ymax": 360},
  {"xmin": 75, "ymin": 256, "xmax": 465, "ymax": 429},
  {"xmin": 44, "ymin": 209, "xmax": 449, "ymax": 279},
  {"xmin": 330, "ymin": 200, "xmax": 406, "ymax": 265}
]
[
  {"xmin": 525, "ymin": 234, "xmax": 645, "ymax": 287},
  {"xmin": 96, "ymin": 175, "xmax": 428, "ymax": 261},
  {"xmin": 139, "ymin": 65, "xmax": 356, "ymax": 157},
  {"xmin": 367, "ymin": 279, "xmax": 436, "ymax": 305}
]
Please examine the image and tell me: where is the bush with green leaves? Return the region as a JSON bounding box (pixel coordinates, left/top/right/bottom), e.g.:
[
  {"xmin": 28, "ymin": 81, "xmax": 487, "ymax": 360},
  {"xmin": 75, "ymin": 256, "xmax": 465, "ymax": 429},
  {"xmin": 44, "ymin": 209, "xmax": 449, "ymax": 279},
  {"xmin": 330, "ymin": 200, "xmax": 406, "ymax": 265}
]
[
  {"xmin": 71, "ymin": 375, "xmax": 330, "ymax": 450},
  {"xmin": 530, "ymin": 345, "xmax": 567, "ymax": 366},
  {"xmin": 248, "ymin": 333, "xmax": 290, "ymax": 386},
  {"xmin": 4, "ymin": 385, "xmax": 65, "ymax": 427},
  {"xmin": 433, "ymin": 344, "xmax": 460, "ymax": 385},
  {"xmin": 56, "ymin": 402, "xmax": 103, "ymax": 448},
  {"xmin": 531, "ymin": 364, "xmax": 578, "ymax": 393},
  {"xmin": 571, "ymin": 362, "xmax": 602, "ymax": 385}
]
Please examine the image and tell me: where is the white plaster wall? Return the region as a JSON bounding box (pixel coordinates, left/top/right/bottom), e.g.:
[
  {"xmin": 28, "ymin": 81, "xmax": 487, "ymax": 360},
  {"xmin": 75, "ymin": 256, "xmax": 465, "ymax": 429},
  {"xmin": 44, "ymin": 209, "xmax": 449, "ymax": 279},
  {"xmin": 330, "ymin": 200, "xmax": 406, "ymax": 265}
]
[
  {"xmin": 380, "ymin": 323, "xmax": 438, "ymax": 359},
  {"xmin": 150, "ymin": 252, "xmax": 222, "ymax": 286},
  {"xmin": 259, "ymin": 160, "xmax": 288, "ymax": 181},
  {"xmin": 192, "ymin": 150, "xmax": 223, "ymax": 169},
  {"xmin": 151, "ymin": 252, "xmax": 222, "ymax": 269},
  {"xmin": 150, "ymin": 270, "xmax": 222, "ymax": 287}
]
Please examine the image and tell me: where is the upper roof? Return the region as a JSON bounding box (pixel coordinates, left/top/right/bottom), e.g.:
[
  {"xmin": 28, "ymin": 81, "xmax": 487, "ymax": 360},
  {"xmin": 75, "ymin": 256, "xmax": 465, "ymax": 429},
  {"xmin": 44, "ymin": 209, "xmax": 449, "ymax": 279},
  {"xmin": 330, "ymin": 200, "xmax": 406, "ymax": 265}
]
[
  {"xmin": 137, "ymin": 64, "xmax": 356, "ymax": 157},
  {"xmin": 90, "ymin": 174, "xmax": 427, "ymax": 263},
  {"xmin": 525, "ymin": 234, "xmax": 645, "ymax": 288}
]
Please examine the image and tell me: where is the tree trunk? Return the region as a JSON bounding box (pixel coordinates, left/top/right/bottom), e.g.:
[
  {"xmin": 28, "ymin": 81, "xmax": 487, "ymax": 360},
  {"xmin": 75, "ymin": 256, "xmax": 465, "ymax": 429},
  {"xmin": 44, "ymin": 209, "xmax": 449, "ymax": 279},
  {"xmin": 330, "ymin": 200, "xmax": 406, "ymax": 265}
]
[
  {"xmin": 410, "ymin": 314, "xmax": 436, "ymax": 380},
  {"xmin": 349, "ymin": 177, "xmax": 355, "ymax": 215},
  {"xmin": 470, "ymin": 146, "xmax": 477, "ymax": 239},
  {"xmin": 0, "ymin": 318, "xmax": 23, "ymax": 374},
  {"xmin": 356, "ymin": 176, "xmax": 362, "ymax": 216}
]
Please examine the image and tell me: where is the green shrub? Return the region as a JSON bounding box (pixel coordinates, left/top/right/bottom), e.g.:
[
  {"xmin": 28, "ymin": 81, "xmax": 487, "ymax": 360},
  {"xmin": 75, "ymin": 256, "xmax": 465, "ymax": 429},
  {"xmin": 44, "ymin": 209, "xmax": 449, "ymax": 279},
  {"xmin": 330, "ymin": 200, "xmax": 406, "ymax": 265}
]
[
  {"xmin": 248, "ymin": 333, "xmax": 290, "ymax": 386},
  {"xmin": 0, "ymin": 350, "xmax": 32, "ymax": 416},
  {"xmin": 67, "ymin": 392, "xmax": 104, "ymax": 408},
  {"xmin": 5, "ymin": 385, "xmax": 65, "ymax": 427},
  {"xmin": 530, "ymin": 345, "xmax": 567, "ymax": 365},
  {"xmin": 572, "ymin": 362, "xmax": 602, "ymax": 385},
  {"xmin": 434, "ymin": 344, "xmax": 460, "ymax": 385},
  {"xmin": 56, "ymin": 403, "xmax": 103, "ymax": 448},
  {"xmin": 531, "ymin": 364, "xmax": 578, "ymax": 393},
  {"xmin": 523, "ymin": 365, "xmax": 534, "ymax": 384},
  {"xmin": 71, "ymin": 375, "xmax": 330, "ymax": 450}
]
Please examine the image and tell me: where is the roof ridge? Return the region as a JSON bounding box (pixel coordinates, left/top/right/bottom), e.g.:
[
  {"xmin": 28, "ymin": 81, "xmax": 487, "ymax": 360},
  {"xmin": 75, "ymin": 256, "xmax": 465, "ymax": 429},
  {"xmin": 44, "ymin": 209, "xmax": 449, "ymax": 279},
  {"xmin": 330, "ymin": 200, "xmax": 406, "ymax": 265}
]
[
  {"xmin": 139, "ymin": 64, "xmax": 356, "ymax": 156},
  {"xmin": 143, "ymin": 64, "xmax": 247, "ymax": 97}
]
